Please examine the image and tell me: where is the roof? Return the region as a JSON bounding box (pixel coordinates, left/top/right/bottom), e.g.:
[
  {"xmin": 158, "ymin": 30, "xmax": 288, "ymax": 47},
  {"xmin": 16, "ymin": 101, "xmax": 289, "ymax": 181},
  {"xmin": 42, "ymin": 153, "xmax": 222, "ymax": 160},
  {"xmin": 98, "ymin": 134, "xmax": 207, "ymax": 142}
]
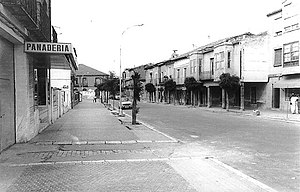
[
  {"xmin": 76, "ymin": 64, "xmax": 108, "ymax": 76},
  {"xmin": 141, "ymin": 32, "xmax": 255, "ymax": 70}
]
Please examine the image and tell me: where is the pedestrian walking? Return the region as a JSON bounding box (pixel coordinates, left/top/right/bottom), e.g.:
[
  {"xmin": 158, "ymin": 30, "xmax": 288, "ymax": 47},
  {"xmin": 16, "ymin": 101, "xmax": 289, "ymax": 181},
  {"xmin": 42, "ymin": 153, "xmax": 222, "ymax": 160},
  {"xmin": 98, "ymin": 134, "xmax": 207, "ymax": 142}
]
[{"xmin": 290, "ymin": 93, "xmax": 298, "ymax": 114}]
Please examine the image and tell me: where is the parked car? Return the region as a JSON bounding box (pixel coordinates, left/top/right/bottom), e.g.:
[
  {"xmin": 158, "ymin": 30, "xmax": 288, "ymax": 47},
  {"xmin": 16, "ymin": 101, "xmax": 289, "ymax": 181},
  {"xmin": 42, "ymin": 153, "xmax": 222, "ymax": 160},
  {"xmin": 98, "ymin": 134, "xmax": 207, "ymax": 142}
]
[{"xmin": 121, "ymin": 100, "xmax": 132, "ymax": 109}]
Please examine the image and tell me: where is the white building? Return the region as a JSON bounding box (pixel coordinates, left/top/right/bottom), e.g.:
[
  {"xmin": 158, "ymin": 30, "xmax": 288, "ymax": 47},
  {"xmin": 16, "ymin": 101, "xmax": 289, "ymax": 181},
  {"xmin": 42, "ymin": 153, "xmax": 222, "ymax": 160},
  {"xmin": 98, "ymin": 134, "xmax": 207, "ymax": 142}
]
[{"xmin": 267, "ymin": 0, "xmax": 300, "ymax": 111}]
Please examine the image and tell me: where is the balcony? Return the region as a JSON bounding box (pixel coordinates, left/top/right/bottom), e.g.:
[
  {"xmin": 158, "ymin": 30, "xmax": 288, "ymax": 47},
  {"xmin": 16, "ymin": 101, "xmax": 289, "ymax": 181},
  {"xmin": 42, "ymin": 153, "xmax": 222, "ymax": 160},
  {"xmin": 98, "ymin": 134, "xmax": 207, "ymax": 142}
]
[
  {"xmin": 281, "ymin": 64, "xmax": 300, "ymax": 75},
  {"xmin": 200, "ymin": 71, "xmax": 214, "ymax": 80},
  {"xmin": 0, "ymin": 0, "xmax": 38, "ymax": 28},
  {"xmin": 0, "ymin": 0, "xmax": 51, "ymax": 41},
  {"xmin": 175, "ymin": 77, "xmax": 185, "ymax": 85}
]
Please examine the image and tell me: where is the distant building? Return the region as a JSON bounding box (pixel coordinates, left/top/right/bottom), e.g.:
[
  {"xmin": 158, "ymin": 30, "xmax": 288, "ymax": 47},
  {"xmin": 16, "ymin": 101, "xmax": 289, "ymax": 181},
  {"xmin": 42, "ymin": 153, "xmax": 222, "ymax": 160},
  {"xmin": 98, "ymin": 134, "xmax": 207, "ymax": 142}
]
[
  {"xmin": 75, "ymin": 64, "xmax": 108, "ymax": 98},
  {"xmin": 123, "ymin": 64, "xmax": 148, "ymax": 100}
]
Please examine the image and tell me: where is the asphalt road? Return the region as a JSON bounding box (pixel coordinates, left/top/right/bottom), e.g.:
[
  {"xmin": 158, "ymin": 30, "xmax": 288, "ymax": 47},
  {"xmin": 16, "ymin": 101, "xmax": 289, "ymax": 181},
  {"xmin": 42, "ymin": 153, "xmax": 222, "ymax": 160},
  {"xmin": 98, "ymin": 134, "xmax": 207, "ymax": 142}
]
[{"xmin": 124, "ymin": 102, "xmax": 300, "ymax": 192}]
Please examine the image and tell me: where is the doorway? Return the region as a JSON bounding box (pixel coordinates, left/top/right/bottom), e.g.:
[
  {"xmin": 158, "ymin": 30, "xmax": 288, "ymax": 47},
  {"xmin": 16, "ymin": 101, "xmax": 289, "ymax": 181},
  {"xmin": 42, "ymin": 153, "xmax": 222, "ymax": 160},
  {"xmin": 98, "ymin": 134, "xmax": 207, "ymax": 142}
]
[
  {"xmin": 0, "ymin": 37, "xmax": 15, "ymax": 152},
  {"xmin": 273, "ymin": 88, "xmax": 280, "ymax": 108}
]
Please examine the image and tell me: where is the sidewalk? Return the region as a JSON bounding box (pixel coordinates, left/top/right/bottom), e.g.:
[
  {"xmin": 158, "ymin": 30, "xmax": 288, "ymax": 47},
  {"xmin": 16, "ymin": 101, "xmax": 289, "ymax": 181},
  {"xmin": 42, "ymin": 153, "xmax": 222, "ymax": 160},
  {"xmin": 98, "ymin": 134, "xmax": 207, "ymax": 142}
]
[
  {"xmin": 0, "ymin": 100, "xmax": 279, "ymax": 192},
  {"xmin": 206, "ymin": 107, "xmax": 300, "ymax": 123},
  {"xmin": 144, "ymin": 101, "xmax": 300, "ymax": 123}
]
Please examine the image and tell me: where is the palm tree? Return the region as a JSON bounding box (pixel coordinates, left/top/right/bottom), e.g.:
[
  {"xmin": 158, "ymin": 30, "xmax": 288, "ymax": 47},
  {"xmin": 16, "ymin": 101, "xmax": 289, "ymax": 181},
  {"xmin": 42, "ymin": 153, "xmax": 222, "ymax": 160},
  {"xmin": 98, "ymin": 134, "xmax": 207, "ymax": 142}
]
[
  {"xmin": 164, "ymin": 79, "xmax": 176, "ymax": 104},
  {"xmin": 145, "ymin": 83, "xmax": 155, "ymax": 102},
  {"xmin": 184, "ymin": 77, "xmax": 202, "ymax": 106},
  {"xmin": 219, "ymin": 73, "xmax": 240, "ymax": 111},
  {"xmin": 131, "ymin": 71, "xmax": 142, "ymax": 125}
]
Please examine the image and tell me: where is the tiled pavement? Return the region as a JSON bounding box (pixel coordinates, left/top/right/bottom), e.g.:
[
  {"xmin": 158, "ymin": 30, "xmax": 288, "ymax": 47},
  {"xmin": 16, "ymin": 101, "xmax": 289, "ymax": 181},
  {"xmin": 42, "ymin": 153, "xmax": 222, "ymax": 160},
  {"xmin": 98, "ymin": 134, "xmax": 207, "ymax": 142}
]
[
  {"xmin": 4, "ymin": 161, "xmax": 197, "ymax": 192},
  {"xmin": 0, "ymin": 100, "xmax": 280, "ymax": 192}
]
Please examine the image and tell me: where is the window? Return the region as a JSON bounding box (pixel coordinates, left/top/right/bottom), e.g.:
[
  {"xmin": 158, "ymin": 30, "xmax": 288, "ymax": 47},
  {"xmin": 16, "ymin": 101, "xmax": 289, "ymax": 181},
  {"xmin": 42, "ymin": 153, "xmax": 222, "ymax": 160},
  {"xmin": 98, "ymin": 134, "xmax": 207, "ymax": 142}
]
[
  {"xmin": 210, "ymin": 58, "xmax": 214, "ymax": 75},
  {"xmin": 190, "ymin": 60, "xmax": 196, "ymax": 74},
  {"xmin": 149, "ymin": 72, "xmax": 153, "ymax": 83},
  {"xmin": 75, "ymin": 77, "xmax": 79, "ymax": 86},
  {"xmin": 285, "ymin": 88, "xmax": 300, "ymax": 101},
  {"xmin": 82, "ymin": 77, "xmax": 88, "ymax": 87},
  {"xmin": 215, "ymin": 52, "xmax": 224, "ymax": 69},
  {"xmin": 198, "ymin": 58, "xmax": 202, "ymax": 76},
  {"xmin": 227, "ymin": 51, "xmax": 231, "ymax": 68},
  {"xmin": 274, "ymin": 48, "xmax": 282, "ymax": 67},
  {"xmin": 283, "ymin": 41, "xmax": 299, "ymax": 67},
  {"xmin": 183, "ymin": 68, "xmax": 187, "ymax": 79},
  {"xmin": 95, "ymin": 77, "xmax": 101, "ymax": 86}
]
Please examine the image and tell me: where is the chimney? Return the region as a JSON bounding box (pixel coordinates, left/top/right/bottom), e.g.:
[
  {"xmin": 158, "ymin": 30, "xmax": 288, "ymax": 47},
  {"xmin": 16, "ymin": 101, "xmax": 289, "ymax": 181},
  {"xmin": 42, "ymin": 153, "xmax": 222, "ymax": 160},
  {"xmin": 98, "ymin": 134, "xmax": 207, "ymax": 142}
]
[{"xmin": 171, "ymin": 50, "xmax": 178, "ymax": 59}]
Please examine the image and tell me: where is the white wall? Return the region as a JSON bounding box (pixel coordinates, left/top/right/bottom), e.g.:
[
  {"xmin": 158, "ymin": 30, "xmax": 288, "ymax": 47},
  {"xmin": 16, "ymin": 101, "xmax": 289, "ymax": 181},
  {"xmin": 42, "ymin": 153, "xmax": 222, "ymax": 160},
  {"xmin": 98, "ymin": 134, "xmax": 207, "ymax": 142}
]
[{"xmin": 51, "ymin": 69, "xmax": 72, "ymax": 112}]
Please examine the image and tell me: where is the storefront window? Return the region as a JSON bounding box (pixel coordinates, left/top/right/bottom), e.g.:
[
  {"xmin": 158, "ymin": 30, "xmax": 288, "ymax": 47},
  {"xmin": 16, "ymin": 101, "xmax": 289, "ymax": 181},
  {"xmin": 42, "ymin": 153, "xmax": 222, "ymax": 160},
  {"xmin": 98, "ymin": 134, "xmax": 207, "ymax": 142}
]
[{"xmin": 285, "ymin": 88, "xmax": 300, "ymax": 101}]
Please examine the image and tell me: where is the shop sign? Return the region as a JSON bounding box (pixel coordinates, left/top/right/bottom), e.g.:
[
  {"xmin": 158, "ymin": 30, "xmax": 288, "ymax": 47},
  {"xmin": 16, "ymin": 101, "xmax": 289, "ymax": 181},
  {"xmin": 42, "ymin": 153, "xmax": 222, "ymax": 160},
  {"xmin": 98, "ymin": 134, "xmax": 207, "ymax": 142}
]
[{"xmin": 25, "ymin": 42, "xmax": 72, "ymax": 54}]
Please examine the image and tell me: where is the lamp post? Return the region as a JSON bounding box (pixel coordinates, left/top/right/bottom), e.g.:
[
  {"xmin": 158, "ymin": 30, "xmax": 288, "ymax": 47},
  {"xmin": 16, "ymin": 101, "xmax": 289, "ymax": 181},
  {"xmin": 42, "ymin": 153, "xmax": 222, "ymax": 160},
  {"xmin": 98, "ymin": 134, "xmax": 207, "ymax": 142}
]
[{"xmin": 119, "ymin": 24, "xmax": 144, "ymax": 116}]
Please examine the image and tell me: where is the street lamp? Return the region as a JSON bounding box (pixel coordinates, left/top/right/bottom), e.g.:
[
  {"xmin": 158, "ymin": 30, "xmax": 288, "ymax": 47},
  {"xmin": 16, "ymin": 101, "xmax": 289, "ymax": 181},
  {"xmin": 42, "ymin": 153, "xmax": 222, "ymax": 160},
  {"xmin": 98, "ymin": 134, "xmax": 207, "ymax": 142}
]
[{"xmin": 119, "ymin": 24, "xmax": 144, "ymax": 116}]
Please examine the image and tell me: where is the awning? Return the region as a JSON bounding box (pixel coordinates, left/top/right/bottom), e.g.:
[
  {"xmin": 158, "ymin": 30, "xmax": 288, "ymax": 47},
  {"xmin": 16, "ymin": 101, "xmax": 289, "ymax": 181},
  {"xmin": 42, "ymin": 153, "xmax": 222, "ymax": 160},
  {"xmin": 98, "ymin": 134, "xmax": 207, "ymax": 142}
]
[
  {"xmin": 50, "ymin": 53, "xmax": 78, "ymax": 72},
  {"xmin": 273, "ymin": 79, "xmax": 300, "ymax": 88}
]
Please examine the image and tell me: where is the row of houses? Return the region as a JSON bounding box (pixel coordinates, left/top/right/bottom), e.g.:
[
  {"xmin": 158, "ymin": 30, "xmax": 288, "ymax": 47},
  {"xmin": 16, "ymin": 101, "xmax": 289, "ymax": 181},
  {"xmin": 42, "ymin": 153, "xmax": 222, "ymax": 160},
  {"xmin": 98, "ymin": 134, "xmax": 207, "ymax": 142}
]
[
  {"xmin": 0, "ymin": 0, "xmax": 78, "ymax": 153},
  {"xmin": 123, "ymin": 0, "xmax": 299, "ymax": 112}
]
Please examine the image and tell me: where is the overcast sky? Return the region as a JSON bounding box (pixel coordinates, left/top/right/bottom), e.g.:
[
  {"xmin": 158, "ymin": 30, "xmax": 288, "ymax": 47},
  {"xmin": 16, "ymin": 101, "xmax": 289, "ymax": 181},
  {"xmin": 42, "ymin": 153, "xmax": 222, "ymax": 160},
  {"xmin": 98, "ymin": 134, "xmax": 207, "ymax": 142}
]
[{"xmin": 52, "ymin": 0, "xmax": 282, "ymax": 75}]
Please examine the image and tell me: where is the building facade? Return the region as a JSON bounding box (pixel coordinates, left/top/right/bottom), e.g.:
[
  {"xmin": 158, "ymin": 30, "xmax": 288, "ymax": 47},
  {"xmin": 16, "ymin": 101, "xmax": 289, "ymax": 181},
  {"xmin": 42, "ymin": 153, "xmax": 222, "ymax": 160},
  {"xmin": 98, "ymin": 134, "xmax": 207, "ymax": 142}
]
[
  {"xmin": 0, "ymin": 0, "xmax": 78, "ymax": 153},
  {"xmin": 0, "ymin": 0, "xmax": 52, "ymax": 152},
  {"xmin": 123, "ymin": 0, "xmax": 299, "ymax": 114},
  {"xmin": 142, "ymin": 32, "xmax": 270, "ymax": 111},
  {"xmin": 74, "ymin": 64, "xmax": 109, "ymax": 99},
  {"xmin": 267, "ymin": 0, "xmax": 300, "ymax": 112}
]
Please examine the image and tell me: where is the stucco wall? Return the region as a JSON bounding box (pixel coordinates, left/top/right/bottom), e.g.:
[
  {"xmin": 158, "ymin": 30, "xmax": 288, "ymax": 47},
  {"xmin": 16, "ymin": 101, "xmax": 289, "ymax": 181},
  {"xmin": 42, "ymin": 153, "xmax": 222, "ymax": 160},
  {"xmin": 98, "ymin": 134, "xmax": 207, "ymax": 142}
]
[
  {"xmin": 15, "ymin": 46, "xmax": 41, "ymax": 143},
  {"xmin": 0, "ymin": 36, "xmax": 15, "ymax": 151}
]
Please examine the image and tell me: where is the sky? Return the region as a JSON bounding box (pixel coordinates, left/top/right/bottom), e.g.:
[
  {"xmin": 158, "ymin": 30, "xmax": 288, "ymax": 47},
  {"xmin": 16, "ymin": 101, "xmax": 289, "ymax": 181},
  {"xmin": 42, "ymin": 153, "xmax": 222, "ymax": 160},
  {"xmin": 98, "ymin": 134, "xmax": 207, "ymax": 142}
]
[{"xmin": 52, "ymin": 0, "xmax": 282, "ymax": 75}]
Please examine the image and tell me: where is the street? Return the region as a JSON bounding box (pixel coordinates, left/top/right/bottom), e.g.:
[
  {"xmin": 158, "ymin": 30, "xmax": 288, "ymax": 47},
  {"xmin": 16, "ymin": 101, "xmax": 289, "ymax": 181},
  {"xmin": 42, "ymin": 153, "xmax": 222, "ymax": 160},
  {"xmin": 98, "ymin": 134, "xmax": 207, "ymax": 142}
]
[
  {"xmin": 124, "ymin": 102, "xmax": 300, "ymax": 192},
  {"xmin": 0, "ymin": 100, "xmax": 299, "ymax": 192}
]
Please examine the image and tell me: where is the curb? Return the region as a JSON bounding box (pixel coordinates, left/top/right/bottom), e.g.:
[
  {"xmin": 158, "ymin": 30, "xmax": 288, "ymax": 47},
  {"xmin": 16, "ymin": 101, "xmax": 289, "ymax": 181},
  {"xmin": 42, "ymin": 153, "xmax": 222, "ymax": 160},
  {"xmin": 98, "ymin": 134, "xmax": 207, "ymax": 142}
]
[
  {"xmin": 123, "ymin": 113, "xmax": 180, "ymax": 143},
  {"xmin": 7, "ymin": 156, "xmax": 197, "ymax": 167},
  {"xmin": 145, "ymin": 102, "xmax": 300, "ymax": 123},
  {"xmin": 33, "ymin": 140, "xmax": 178, "ymax": 145},
  {"xmin": 209, "ymin": 158, "xmax": 279, "ymax": 192}
]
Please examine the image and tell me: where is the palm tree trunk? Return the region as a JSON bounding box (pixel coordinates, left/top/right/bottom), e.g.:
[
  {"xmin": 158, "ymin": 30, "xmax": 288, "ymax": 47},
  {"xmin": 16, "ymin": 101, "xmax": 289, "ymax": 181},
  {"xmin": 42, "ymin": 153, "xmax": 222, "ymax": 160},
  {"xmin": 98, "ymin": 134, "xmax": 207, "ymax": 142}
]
[
  {"xmin": 226, "ymin": 91, "xmax": 229, "ymax": 111},
  {"xmin": 132, "ymin": 98, "xmax": 137, "ymax": 124}
]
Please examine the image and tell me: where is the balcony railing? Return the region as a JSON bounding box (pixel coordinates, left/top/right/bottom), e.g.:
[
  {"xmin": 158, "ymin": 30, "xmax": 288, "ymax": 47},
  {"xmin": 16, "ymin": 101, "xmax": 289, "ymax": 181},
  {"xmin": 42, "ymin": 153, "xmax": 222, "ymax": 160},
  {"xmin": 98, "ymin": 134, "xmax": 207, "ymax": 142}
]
[
  {"xmin": 199, "ymin": 71, "xmax": 213, "ymax": 80},
  {"xmin": 175, "ymin": 77, "xmax": 185, "ymax": 85},
  {"xmin": 0, "ymin": 0, "xmax": 38, "ymax": 28}
]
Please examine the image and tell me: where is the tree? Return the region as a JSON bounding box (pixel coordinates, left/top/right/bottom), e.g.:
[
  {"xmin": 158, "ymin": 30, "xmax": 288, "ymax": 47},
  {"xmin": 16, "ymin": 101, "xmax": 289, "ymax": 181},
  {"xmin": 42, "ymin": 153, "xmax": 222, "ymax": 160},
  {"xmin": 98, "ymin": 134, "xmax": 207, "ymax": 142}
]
[
  {"xmin": 164, "ymin": 79, "xmax": 176, "ymax": 104},
  {"xmin": 219, "ymin": 73, "xmax": 240, "ymax": 111},
  {"xmin": 184, "ymin": 77, "xmax": 202, "ymax": 106},
  {"xmin": 97, "ymin": 71, "xmax": 119, "ymax": 100},
  {"xmin": 145, "ymin": 83, "xmax": 156, "ymax": 102},
  {"xmin": 131, "ymin": 71, "xmax": 142, "ymax": 125}
]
